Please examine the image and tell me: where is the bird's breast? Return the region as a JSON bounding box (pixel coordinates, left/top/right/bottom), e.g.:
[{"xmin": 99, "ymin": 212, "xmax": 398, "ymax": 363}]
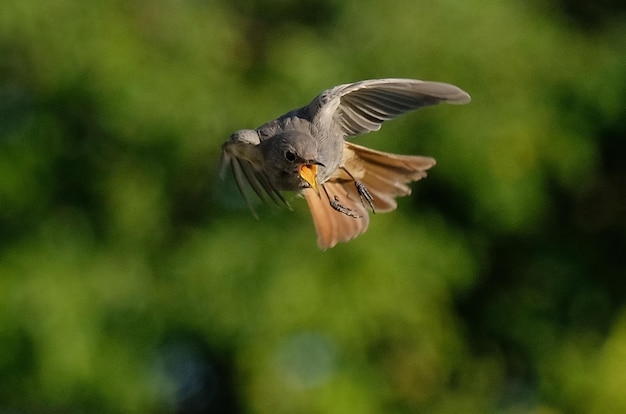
[{"xmin": 315, "ymin": 133, "xmax": 344, "ymax": 184}]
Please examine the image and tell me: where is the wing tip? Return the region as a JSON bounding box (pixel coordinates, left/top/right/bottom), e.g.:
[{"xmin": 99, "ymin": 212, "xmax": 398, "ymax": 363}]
[{"xmin": 448, "ymin": 89, "xmax": 472, "ymax": 105}]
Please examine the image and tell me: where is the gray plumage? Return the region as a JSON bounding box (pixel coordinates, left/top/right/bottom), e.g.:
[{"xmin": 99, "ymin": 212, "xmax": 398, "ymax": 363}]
[{"xmin": 221, "ymin": 78, "xmax": 470, "ymax": 249}]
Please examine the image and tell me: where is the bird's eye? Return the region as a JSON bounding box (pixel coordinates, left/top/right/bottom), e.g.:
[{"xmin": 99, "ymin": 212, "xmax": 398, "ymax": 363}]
[{"xmin": 284, "ymin": 150, "xmax": 297, "ymax": 162}]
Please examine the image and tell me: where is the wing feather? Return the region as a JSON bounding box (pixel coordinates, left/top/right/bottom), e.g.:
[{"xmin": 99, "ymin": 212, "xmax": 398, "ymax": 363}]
[
  {"xmin": 221, "ymin": 140, "xmax": 291, "ymax": 216},
  {"xmin": 312, "ymin": 78, "xmax": 470, "ymax": 137}
]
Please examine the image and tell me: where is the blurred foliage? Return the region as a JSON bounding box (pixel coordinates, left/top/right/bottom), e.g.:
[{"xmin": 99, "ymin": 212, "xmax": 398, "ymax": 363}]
[{"xmin": 0, "ymin": 0, "xmax": 625, "ymax": 413}]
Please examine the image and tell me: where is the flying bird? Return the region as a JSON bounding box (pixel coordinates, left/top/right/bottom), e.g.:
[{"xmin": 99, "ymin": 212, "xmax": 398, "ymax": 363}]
[{"xmin": 220, "ymin": 78, "xmax": 470, "ymax": 249}]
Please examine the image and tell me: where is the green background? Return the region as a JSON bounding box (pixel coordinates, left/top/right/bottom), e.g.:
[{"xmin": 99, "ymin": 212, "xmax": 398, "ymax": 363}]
[{"xmin": 1, "ymin": 0, "xmax": 625, "ymax": 413}]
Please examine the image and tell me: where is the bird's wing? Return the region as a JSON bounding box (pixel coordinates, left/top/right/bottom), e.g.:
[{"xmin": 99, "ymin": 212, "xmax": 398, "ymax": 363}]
[
  {"xmin": 304, "ymin": 141, "xmax": 436, "ymax": 249},
  {"xmin": 220, "ymin": 137, "xmax": 290, "ymax": 217},
  {"xmin": 310, "ymin": 78, "xmax": 470, "ymax": 137}
]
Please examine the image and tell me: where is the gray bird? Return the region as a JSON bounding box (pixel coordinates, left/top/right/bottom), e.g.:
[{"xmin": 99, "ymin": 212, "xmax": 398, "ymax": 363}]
[{"xmin": 220, "ymin": 78, "xmax": 470, "ymax": 249}]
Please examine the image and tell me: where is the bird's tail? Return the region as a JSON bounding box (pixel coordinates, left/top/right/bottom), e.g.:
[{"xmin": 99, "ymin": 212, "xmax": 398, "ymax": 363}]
[{"xmin": 303, "ymin": 141, "xmax": 435, "ymax": 249}]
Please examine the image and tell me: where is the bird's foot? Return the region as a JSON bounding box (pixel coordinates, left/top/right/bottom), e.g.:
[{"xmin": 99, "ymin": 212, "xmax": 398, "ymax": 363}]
[
  {"xmin": 354, "ymin": 180, "xmax": 375, "ymax": 213},
  {"xmin": 330, "ymin": 196, "xmax": 361, "ymax": 219},
  {"xmin": 340, "ymin": 167, "xmax": 375, "ymax": 213}
]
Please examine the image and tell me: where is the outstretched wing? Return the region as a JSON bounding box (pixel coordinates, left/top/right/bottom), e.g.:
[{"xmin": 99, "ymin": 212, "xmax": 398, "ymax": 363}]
[
  {"xmin": 303, "ymin": 141, "xmax": 436, "ymax": 249},
  {"xmin": 309, "ymin": 78, "xmax": 470, "ymax": 137}
]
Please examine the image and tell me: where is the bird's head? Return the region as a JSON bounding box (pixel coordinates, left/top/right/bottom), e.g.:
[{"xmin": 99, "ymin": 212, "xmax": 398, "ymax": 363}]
[{"xmin": 259, "ymin": 130, "xmax": 324, "ymax": 193}]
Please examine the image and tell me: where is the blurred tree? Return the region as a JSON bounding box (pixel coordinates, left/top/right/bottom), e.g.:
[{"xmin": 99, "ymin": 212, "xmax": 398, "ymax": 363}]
[{"xmin": 0, "ymin": 0, "xmax": 624, "ymax": 413}]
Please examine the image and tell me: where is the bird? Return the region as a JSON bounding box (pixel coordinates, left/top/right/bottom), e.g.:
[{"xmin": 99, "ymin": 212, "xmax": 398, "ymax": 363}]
[{"xmin": 220, "ymin": 78, "xmax": 470, "ymax": 249}]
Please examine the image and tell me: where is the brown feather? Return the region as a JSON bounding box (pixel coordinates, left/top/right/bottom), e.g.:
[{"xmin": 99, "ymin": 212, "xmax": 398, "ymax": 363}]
[
  {"xmin": 304, "ymin": 141, "xmax": 436, "ymax": 249},
  {"xmin": 303, "ymin": 182, "xmax": 369, "ymax": 249}
]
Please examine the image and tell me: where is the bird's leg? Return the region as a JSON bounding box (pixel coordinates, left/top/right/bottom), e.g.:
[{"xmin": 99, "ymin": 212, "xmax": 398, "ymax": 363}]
[
  {"xmin": 322, "ymin": 185, "xmax": 361, "ymax": 218},
  {"xmin": 340, "ymin": 167, "xmax": 375, "ymax": 213},
  {"xmin": 354, "ymin": 181, "xmax": 375, "ymax": 213}
]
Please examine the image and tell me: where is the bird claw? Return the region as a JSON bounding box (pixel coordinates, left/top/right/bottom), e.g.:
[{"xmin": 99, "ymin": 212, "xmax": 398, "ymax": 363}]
[
  {"xmin": 321, "ymin": 177, "xmax": 369, "ymax": 219},
  {"xmin": 339, "ymin": 167, "xmax": 375, "ymax": 213},
  {"xmin": 354, "ymin": 180, "xmax": 375, "ymax": 213},
  {"xmin": 330, "ymin": 196, "xmax": 361, "ymax": 218}
]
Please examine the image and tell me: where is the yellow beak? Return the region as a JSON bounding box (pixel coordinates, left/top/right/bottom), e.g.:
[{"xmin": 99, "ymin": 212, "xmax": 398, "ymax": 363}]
[{"xmin": 299, "ymin": 164, "xmax": 320, "ymax": 196}]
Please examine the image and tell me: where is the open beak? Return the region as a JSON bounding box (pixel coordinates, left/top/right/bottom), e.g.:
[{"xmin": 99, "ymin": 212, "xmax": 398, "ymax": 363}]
[{"xmin": 299, "ymin": 163, "xmax": 320, "ymax": 196}]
